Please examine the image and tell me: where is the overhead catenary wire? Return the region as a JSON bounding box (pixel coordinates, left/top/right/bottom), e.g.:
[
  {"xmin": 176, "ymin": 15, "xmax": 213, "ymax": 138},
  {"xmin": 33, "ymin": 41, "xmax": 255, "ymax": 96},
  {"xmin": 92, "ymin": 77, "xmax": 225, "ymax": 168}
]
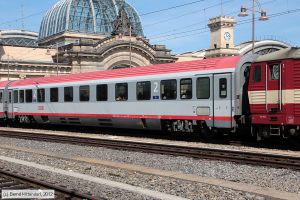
[
  {"xmin": 151, "ymin": 8, "xmax": 300, "ymax": 43},
  {"xmin": 139, "ymin": 0, "xmax": 207, "ymax": 16},
  {"xmin": 7, "ymin": 7, "xmax": 299, "ymax": 62},
  {"xmin": 148, "ymin": 0, "xmax": 278, "ymax": 39},
  {"xmin": 0, "ymin": 0, "xmax": 207, "ymax": 29},
  {"xmin": 4, "ymin": 6, "xmax": 299, "ymax": 61},
  {"xmin": 143, "ymin": 0, "xmax": 233, "ymax": 27}
]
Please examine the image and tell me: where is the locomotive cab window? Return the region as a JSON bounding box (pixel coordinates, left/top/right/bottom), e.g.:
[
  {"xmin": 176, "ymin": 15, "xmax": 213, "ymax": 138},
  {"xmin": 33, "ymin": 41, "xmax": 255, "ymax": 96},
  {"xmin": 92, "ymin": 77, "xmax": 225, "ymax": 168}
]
[
  {"xmin": 97, "ymin": 84, "xmax": 108, "ymax": 101},
  {"xmin": 219, "ymin": 78, "xmax": 227, "ymax": 98},
  {"xmin": 270, "ymin": 64, "xmax": 280, "ymax": 80},
  {"xmin": 13, "ymin": 91, "xmax": 18, "ymax": 103},
  {"xmin": 115, "ymin": 83, "xmax": 128, "ymax": 101},
  {"xmin": 137, "ymin": 81, "xmax": 151, "ymax": 101},
  {"xmin": 37, "ymin": 89, "xmax": 45, "ymax": 102},
  {"xmin": 50, "ymin": 88, "xmax": 59, "ymax": 102},
  {"xmin": 197, "ymin": 77, "xmax": 210, "ymax": 99},
  {"xmin": 19, "ymin": 90, "xmax": 24, "ymax": 103},
  {"xmin": 64, "ymin": 87, "xmax": 73, "ymax": 102},
  {"xmin": 253, "ymin": 66, "xmax": 261, "ymax": 82},
  {"xmin": 180, "ymin": 79, "xmax": 192, "ymax": 99},
  {"xmin": 0, "ymin": 91, "xmax": 2, "ymax": 103},
  {"xmin": 80, "ymin": 85, "xmax": 90, "ymax": 102},
  {"xmin": 161, "ymin": 80, "xmax": 177, "ymax": 100},
  {"xmin": 25, "ymin": 89, "xmax": 32, "ymax": 103}
]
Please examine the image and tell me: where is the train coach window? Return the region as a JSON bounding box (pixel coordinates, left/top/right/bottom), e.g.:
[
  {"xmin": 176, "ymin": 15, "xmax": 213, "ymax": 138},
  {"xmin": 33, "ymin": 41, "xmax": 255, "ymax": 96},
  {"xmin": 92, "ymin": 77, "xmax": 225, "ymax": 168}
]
[
  {"xmin": 97, "ymin": 84, "xmax": 108, "ymax": 101},
  {"xmin": 219, "ymin": 78, "xmax": 227, "ymax": 98},
  {"xmin": 115, "ymin": 83, "xmax": 128, "ymax": 101},
  {"xmin": 25, "ymin": 89, "xmax": 32, "ymax": 103},
  {"xmin": 50, "ymin": 88, "xmax": 59, "ymax": 102},
  {"xmin": 64, "ymin": 87, "xmax": 73, "ymax": 102},
  {"xmin": 161, "ymin": 80, "xmax": 177, "ymax": 100},
  {"xmin": 19, "ymin": 90, "xmax": 24, "ymax": 103},
  {"xmin": 253, "ymin": 66, "xmax": 262, "ymax": 82},
  {"xmin": 9, "ymin": 92, "xmax": 12, "ymax": 103},
  {"xmin": 13, "ymin": 91, "xmax": 18, "ymax": 103},
  {"xmin": 197, "ymin": 77, "xmax": 210, "ymax": 99},
  {"xmin": 137, "ymin": 81, "xmax": 151, "ymax": 100},
  {"xmin": 80, "ymin": 85, "xmax": 90, "ymax": 102},
  {"xmin": 180, "ymin": 79, "xmax": 192, "ymax": 99},
  {"xmin": 37, "ymin": 89, "xmax": 45, "ymax": 103},
  {"xmin": 0, "ymin": 91, "xmax": 3, "ymax": 103}
]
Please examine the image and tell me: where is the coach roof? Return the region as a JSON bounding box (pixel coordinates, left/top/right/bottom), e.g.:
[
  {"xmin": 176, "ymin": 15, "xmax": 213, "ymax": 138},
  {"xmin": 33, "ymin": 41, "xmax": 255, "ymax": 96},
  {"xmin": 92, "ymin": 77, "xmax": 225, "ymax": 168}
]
[
  {"xmin": 9, "ymin": 56, "xmax": 241, "ymax": 87},
  {"xmin": 254, "ymin": 47, "xmax": 300, "ymax": 63}
]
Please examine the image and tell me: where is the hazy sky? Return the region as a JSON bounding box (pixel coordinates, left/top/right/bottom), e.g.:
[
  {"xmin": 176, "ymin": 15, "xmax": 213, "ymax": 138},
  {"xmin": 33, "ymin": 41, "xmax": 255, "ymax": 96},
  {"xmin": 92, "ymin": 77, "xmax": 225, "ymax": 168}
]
[{"xmin": 0, "ymin": 0, "xmax": 299, "ymax": 54}]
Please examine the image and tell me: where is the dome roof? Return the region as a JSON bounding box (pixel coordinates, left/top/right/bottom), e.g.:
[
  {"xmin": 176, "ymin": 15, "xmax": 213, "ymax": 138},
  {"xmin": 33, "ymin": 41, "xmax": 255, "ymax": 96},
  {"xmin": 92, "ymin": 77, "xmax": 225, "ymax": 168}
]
[{"xmin": 39, "ymin": 0, "xmax": 144, "ymax": 41}]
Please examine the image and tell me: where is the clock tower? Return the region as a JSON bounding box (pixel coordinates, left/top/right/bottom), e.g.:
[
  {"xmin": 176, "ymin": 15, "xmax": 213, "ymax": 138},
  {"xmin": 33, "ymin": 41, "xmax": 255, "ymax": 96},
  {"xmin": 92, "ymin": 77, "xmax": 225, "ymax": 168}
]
[{"xmin": 206, "ymin": 16, "xmax": 239, "ymax": 58}]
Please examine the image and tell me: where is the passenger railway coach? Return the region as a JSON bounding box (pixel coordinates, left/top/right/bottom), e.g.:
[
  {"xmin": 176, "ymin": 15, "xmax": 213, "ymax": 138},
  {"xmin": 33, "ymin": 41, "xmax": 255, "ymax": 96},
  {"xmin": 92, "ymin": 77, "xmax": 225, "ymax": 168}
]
[{"xmin": 0, "ymin": 47, "xmax": 299, "ymax": 140}]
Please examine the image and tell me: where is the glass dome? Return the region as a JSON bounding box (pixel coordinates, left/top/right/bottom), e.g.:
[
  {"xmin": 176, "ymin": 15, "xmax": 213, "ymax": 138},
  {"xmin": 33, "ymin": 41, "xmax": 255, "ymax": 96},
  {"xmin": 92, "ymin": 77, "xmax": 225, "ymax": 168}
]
[{"xmin": 39, "ymin": 0, "xmax": 144, "ymax": 40}]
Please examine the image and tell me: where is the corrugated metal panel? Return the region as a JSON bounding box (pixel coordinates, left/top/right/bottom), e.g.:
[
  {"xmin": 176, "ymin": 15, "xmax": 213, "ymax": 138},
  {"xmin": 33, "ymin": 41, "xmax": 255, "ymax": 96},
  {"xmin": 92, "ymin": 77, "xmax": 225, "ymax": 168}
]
[
  {"xmin": 294, "ymin": 90, "xmax": 300, "ymax": 102},
  {"xmin": 294, "ymin": 61, "xmax": 300, "ymax": 116},
  {"xmin": 249, "ymin": 91, "xmax": 266, "ymax": 104}
]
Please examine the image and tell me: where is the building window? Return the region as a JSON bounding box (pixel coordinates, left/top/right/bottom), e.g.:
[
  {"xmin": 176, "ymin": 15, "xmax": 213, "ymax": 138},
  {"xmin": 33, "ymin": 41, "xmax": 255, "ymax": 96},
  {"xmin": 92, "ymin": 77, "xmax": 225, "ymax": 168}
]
[
  {"xmin": 214, "ymin": 44, "xmax": 217, "ymax": 49},
  {"xmin": 161, "ymin": 80, "xmax": 177, "ymax": 100},
  {"xmin": 180, "ymin": 79, "xmax": 192, "ymax": 99},
  {"xmin": 64, "ymin": 87, "xmax": 73, "ymax": 102},
  {"xmin": 19, "ymin": 90, "xmax": 24, "ymax": 103},
  {"xmin": 219, "ymin": 78, "xmax": 227, "ymax": 98},
  {"xmin": 80, "ymin": 85, "xmax": 90, "ymax": 102},
  {"xmin": 25, "ymin": 89, "xmax": 33, "ymax": 103},
  {"xmin": 37, "ymin": 89, "xmax": 45, "ymax": 103},
  {"xmin": 0, "ymin": 91, "xmax": 2, "ymax": 103},
  {"xmin": 50, "ymin": 88, "xmax": 59, "ymax": 102},
  {"xmin": 253, "ymin": 66, "xmax": 261, "ymax": 82},
  {"xmin": 270, "ymin": 64, "xmax": 279, "ymax": 80},
  {"xmin": 115, "ymin": 83, "xmax": 128, "ymax": 101},
  {"xmin": 197, "ymin": 77, "xmax": 210, "ymax": 99},
  {"xmin": 13, "ymin": 91, "xmax": 18, "ymax": 103},
  {"xmin": 137, "ymin": 81, "xmax": 151, "ymax": 101},
  {"xmin": 226, "ymin": 44, "xmax": 229, "ymax": 48},
  {"xmin": 97, "ymin": 84, "xmax": 108, "ymax": 101}
]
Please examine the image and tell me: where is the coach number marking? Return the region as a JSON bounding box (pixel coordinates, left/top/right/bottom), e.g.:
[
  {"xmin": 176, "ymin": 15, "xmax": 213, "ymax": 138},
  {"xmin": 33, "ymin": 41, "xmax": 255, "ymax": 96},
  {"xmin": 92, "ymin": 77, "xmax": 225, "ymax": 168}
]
[{"xmin": 154, "ymin": 82, "xmax": 159, "ymax": 93}]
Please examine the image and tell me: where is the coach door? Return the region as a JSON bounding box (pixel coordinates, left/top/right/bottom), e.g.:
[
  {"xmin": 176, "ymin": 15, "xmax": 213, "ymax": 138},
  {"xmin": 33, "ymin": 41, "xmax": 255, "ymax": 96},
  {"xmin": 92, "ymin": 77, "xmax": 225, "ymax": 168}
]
[
  {"xmin": 8, "ymin": 89, "xmax": 13, "ymax": 118},
  {"xmin": 213, "ymin": 73, "xmax": 233, "ymax": 128}
]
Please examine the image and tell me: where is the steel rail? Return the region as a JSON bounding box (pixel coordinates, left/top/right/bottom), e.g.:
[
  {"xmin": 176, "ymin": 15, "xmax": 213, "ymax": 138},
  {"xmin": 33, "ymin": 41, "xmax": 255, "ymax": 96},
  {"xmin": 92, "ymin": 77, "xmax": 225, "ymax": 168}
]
[
  {"xmin": 0, "ymin": 168, "xmax": 98, "ymax": 200},
  {"xmin": 0, "ymin": 130, "xmax": 299, "ymax": 171}
]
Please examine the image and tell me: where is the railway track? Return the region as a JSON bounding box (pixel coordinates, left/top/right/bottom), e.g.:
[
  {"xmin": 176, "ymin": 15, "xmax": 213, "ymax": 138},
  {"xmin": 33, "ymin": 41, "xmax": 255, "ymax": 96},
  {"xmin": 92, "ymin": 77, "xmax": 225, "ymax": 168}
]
[
  {"xmin": 0, "ymin": 168, "xmax": 97, "ymax": 200},
  {"xmin": 0, "ymin": 130, "xmax": 299, "ymax": 171}
]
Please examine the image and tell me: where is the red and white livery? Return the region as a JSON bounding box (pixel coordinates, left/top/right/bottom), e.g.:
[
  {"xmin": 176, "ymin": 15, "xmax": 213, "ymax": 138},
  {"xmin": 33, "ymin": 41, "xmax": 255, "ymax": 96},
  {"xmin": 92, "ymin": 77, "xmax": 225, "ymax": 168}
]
[{"xmin": 0, "ymin": 47, "xmax": 299, "ymax": 140}]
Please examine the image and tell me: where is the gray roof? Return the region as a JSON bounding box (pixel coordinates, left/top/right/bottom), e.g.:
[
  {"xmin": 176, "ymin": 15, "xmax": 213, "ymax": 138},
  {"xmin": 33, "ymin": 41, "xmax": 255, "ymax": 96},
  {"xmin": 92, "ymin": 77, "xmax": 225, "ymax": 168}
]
[
  {"xmin": 0, "ymin": 30, "xmax": 38, "ymax": 47},
  {"xmin": 254, "ymin": 47, "xmax": 300, "ymax": 62}
]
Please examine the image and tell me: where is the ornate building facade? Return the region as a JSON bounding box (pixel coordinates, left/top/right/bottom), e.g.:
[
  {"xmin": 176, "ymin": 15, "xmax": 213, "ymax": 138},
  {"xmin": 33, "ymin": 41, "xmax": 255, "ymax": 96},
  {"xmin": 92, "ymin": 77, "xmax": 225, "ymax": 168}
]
[
  {"xmin": 41, "ymin": 0, "xmax": 176, "ymax": 72},
  {"xmin": 0, "ymin": 30, "xmax": 72, "ymax": 81},
  {"xmin": 176, "ymin": 16, "xmax": 291, "ymax": 61},
  {"xmin": 0, "ymin": 0, "xmax": 176, "ymax": 81}
]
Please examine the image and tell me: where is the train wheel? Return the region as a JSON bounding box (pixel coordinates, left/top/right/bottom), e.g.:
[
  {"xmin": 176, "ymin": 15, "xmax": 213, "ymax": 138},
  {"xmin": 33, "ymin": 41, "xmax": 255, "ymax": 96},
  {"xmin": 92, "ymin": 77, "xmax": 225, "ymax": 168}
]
[{"xmin": 255, "ymin": 126, "xmax": 263, "ymax": 142}]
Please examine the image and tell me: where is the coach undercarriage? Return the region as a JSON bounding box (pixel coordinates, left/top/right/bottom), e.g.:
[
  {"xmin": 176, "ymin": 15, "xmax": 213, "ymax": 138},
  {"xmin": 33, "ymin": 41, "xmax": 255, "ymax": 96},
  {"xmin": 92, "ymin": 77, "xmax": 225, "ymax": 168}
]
[{"xmin": 252, "ymin": 124, "xmax": 300, "ymax": 141}]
